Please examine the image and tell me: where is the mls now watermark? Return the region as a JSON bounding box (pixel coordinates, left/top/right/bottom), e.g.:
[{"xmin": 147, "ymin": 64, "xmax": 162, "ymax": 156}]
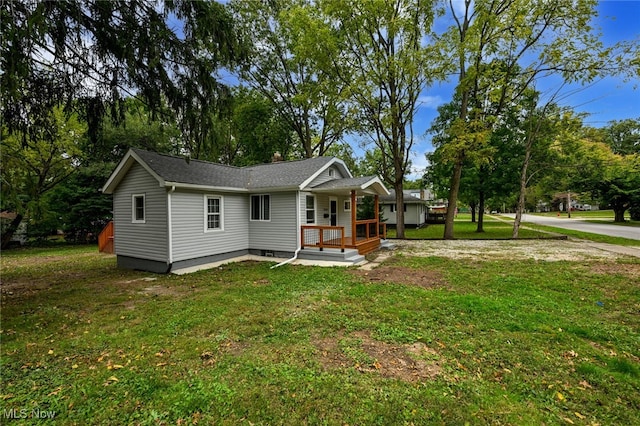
[{"xmin": 3, "ymin": 408, "xmax": 57, "ymax": 420}]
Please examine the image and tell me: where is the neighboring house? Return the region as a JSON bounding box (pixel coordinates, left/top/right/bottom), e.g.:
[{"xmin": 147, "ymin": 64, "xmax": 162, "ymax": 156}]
[
  {"xmin": 0, "ymin": 211, "xmax": 27, "ymax": 246},
  {"xmin": 380, "ymin": 190, "xmax": 429, "ymax": 228},
  {"xmin": 101, "ymin": 149, "xmax": 389, "ymax": 273}
]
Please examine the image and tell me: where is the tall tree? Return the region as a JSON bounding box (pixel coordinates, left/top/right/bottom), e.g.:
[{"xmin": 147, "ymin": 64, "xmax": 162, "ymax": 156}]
[
  {"xmin": 549, "ymin": 122, "xmax": 640, "ymax": 223},
  {"xmin": 231, "ymin": 88, "xmax": 296, "ymax": 165},
  {"xmin": 231, "ymin": 0, "xmax": 349, "ymax": 158},
  {"xmin": 437, "ymin": 0, "xmax": 630, "ymax": 239},
  {"xmin": 0, "ymin": 109, "xmax": 84, "ymax": 248},
  {"xmin": 1, "ymin": 0, "xmax": 242, "ymax": 156},
  {"xmin": 511, "ymin": 91, "xmax": 563, "ymax": 237},
  {"xmin": 320, "ymin": 0, "xmax": 443, "ymax": 239},
  {"xmin": 604, "ymin": 118, "xmax": 640, "ymax": 156}
]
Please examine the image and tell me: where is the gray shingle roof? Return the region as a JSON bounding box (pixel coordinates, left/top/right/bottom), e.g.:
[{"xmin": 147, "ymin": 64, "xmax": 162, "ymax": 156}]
[
  {"xmin": 133, "ymin": 149, "xmax": 248, "ymax": 189},
  {"xmin": 380, "ymin": 190, "xmax": 427, "ymax": 203},
  {"xmin": 245, "ymin": 156, "xmax": 334, "ymax": 189},
  {"xmin": 131, "ymin": 149, "xmax": 334, "ymax": 190},
  {"xmin": 311, "ymin": 176, "xmax": 378, "ymax": 190}
]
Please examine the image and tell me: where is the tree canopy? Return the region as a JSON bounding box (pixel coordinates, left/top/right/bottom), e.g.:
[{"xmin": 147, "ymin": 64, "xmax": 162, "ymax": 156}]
[{"xmin": 1, "ymin": 0, "xmax": 243, "ymax": 154}]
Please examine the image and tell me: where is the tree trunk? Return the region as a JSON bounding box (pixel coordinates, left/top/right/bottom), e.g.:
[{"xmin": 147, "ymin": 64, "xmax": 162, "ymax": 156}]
[
  {"xmin": 613, "ymin": 208, "xmax": 626, "ymax": 223},
  {"xmin": 470, "ymin": 201, "xmax": 477, "ymax": 223},
  {"xmin": 477, "ymin": 190, "xmax": 485, "ymax": 233},
  {"xmin": 444, "ymin": 160, "xmax": 463, "ymax": 239},
  {"xmin": 395, "ymin": 182, "xmax": 406, "ymax": 239},
  {"xmin": 512, "ymin": 141, "xmax": 532, "ymax": 239},
  {"xmin": 1, "ymin": 213, "xmax": 24, "ymax": 250}
]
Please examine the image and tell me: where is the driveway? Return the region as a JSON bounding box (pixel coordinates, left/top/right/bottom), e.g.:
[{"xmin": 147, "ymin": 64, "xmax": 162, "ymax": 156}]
[{"xmin": 501, "ymin": 213, "xmax": 640, "ymax": 241}]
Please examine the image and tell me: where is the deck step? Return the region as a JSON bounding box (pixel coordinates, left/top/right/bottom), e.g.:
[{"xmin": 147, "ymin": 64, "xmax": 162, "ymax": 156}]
[
  {"xmin": 298, "ymin": 247, "xmax": 365, "ymax": 264},
  {"xmin": 380, "ymin": 239, "xmax": 396, "ymax": 250}
]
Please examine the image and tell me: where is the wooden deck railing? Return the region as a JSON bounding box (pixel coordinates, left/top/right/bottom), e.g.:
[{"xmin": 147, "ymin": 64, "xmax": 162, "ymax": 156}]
[
  {"xmin": 301, "ymin": 221, "xmax": 387, "ymax": 254},
  {"xmin": 301, "ymin": 225, "xmax": 346, "ymax": 252},
  {"xmin": 354, "ymin": 219, "xmax": 383, "ymax": 240},
  {"xmin": 98, "ymin": 221, "xmax": 114, "ymax": 254}
]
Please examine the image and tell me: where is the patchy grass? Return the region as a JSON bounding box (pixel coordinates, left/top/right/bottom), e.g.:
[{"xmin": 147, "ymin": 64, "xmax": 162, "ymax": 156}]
[
  {"xmin": 1, "ymin": 245, "xmax": 639, "ymax": 425},
  {"xmin": 387, "ymin": 215, "xmax": 551, "ymax": 239}
]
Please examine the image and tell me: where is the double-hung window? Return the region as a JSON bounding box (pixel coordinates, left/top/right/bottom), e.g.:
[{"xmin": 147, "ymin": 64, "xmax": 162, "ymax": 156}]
[
  {"xmin": 132, "ymin": 194, "xmax": 145, "ymax": 223},
  {"xmin": 305, "ymin": 195, "xmax": 315, "ymax": 224},
  {"xmin": 250, "ymin": 195, "xmax": 270, "ymax": 221},
  {"xmin": 205, "ymin": 195, "xmax": 223, "ymax": 231}
]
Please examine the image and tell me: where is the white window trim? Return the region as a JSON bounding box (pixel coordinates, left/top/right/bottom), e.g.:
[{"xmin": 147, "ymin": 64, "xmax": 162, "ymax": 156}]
[
  {"xmin": 132, "ymin": 194, "xmax": 146, "ymax": 224},
  {"xmin": 250, "ymin": 194, "xmax": 271, "ymax": 222},
  {"xmin": 343, "ymin": 200, "xmax": 351, "ymax": 212},
  {"xmin": 328, "ymin": 168, "xmax": 335, "ymax": 177},
  {"xmin": 305, "ymin": 194, "xmax": 316, "ymax": 224},
  {"xmin": 204, "ymin": 195, "xmax": 224, "ymax": 232}
]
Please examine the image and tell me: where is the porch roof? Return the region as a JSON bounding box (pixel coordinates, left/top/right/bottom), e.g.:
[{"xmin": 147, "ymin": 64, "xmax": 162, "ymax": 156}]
[{"xmin": 310, "ymin": 176, "xmax": 389, "ymax": 196}]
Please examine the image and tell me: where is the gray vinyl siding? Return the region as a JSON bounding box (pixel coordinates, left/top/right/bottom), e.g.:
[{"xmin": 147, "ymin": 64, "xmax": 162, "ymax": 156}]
[
  {"xmin": 170, "ymin": 191, "xmax": 249, "ymax": 262},
  {"xmin": 307, "ymin": 165, "xmax": 348, "ymax": 187},
  {"xmin": 113, "ymin": 162, "xmax": 167, "ymax": 261},
  {"xmin": 315, "ymin": 195, "xmax": 330, "ymax": 226},
  {"xmin": 249, "ymin": 192, "xmax": 298, "ymax": 252},
  {"xmin": 382, "ymin": 204, "xmax": 425, "ymax": 226},
  {"xmin": 302, "ymin": 193, "xmax": 354, "ymax": 235},
  {"xmin": 338, "ymin": 197, "xmax": 352, "ymax": 235},
  {"xmin": 382, "ymin": 205, "xmax": 397, "ymax": 225}
]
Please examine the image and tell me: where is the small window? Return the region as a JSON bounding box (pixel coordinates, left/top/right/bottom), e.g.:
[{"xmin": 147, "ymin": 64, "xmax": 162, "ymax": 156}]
[
  {"xmin": 132, "ymin": 194, "xmax": 145, "ymax": 223},
  {"xmin": 205, "ymin": 195, "xmax": 223, "ymax": 231},
  {"xmin": 390, "ymin": 203, "xmax": 407, "ymax": 213},
  {"xmin": 305, "ymin": 195, "xmax": 315, "ymax": 224},
  {"xmin": 328, "ymin": 169, "xmax": 335, "ymax": 177},
  {"xmin": 344, "ymin": 200, "xmax": 351, "ymax": 211},
  {"xmin": 251, "ymin": 195, "xmax": 271, "ymax": 221}
]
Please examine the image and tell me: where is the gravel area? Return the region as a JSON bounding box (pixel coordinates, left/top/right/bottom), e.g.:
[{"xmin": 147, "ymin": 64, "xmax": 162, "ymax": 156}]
[{"xmin": 390, "ymin": 239, "xmax": 629, "ymax": 262}]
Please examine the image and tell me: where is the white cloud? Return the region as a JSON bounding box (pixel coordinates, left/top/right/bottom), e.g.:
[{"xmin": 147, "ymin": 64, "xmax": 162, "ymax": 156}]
[{"xmin": 417, "ymin": 95, "xmax": 444, "ymax": 109}]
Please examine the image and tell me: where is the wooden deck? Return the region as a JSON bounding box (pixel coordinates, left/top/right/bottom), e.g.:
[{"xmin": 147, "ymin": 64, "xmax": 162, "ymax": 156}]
[{"xmin": 301, "ymin": 222, "xmax": 386, "ymax": 255}]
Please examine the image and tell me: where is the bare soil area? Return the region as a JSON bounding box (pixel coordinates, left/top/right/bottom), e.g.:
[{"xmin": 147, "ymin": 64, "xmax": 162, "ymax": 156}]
[
  {"xmin": 314, "ymin": 330, "xmax": 442, "ymax": 383},
  {"xmin": 350, "ymin": 266, "xmax": 447, "ymax": 289},
  {"xmin": 390, "ymin": 239, "xmax": 626, "ymax": 262}
]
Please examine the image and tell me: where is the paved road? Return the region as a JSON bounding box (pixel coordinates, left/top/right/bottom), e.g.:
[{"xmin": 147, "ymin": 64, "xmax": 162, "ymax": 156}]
[{"xmin": 500, "ymin": 214, "xmax": 640, "ymax": 241}]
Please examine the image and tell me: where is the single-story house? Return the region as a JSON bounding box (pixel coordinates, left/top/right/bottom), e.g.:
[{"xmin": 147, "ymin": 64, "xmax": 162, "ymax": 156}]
[
  {"xmin": 101, "ymin": 149, "xmax": 390, "ymax": 273},
  {"xmin": 379, "ymin": 190, "xmax": 429, "ymax": 228}
]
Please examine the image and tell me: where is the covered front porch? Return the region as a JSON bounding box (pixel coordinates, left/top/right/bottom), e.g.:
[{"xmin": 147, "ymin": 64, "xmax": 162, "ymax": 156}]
[{"xmin": 300, "ymin": 177, "xmax": 389, "ymax": 255}]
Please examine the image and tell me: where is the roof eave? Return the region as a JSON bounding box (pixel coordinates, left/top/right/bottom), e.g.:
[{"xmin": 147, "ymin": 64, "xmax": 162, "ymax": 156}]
[{"xmin": 164, "ymin": 182, "xmax": 248, "ymax": 193}]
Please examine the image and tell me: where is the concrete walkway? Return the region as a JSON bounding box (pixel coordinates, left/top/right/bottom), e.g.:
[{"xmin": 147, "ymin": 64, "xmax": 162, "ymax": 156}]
[
  {"xmin": 579, "ymin": 241, "xmax": 640, "ymax": 258},
  {"xmin": 171, "ymin": 254, "xmax": 365, "ymax": 275}
]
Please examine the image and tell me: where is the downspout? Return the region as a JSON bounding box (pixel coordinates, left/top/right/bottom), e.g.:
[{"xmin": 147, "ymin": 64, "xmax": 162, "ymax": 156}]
[
  {"xmin": 167, "ymin": 185, "xmax": 175, "ymax": 272},
  {"xmin": 271, "ymin": 190, "xmax": 302, "ymax": 269}
]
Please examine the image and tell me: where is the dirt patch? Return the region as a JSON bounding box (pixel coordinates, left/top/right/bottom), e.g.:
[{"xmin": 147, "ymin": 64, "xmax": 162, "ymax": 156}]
[
  {"xmin": 313, "ymin": 330, "xmax": 442, "ymax": 383},
  {"xmin": 588, "ymin": 262, "xmax": 640, "ymax": 279},
  {"xmin": 138, "ymin": 284, "xmax": 181, "ymax": 297},
  {"xmin": 218, "ymin": 339, "xmax": 251, "ymax": 356},
  {"xmin": 350, "ymin": 265, "xmax": 446, "ymax": 289},
  {"xmin": 0, "ymin": 281, "xmax": 52, "ymax": 297}
]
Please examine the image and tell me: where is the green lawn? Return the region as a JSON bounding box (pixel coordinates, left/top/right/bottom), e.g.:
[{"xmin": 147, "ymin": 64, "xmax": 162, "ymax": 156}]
[
  {"xmin": 387, "ymin": 214, "xmax": 552, "ymax": 239},
  {"xmin": 1, "ymin": 246, "xmax": 639, "ymax": 425}
]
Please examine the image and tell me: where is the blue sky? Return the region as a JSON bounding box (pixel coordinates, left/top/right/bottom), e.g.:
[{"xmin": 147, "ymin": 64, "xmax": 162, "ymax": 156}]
[
  {"xmin": 405, "ymin": 0, "xmax": 640, "ymax": 178},
  {"xmin": 214, "ymin": 1, "xmax": 638, "ymax": 177}
]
